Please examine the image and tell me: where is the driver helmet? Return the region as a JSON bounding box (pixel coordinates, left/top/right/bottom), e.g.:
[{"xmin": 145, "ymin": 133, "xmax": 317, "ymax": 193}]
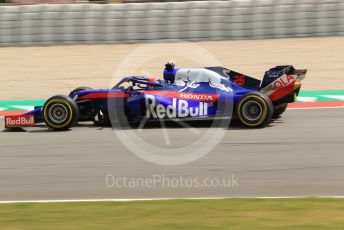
[
  {"xmin": 163, "ymin": 61, "xmax": 176, "ymax": 83},
  {"xmin": 165, "ymin": 60, "xmax": 175, "ymax": 71}
]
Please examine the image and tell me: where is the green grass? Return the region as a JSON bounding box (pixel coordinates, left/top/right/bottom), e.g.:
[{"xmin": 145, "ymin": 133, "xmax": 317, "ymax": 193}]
[{"xmin": 1, "ymin": 198, "xmax": 344, "ymax": 230}]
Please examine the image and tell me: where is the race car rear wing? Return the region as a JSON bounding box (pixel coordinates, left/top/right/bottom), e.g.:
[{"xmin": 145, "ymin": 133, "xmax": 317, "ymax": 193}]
[{"xmin": 260, "ymin": 65, "xmax": 307, "ymax": 103}]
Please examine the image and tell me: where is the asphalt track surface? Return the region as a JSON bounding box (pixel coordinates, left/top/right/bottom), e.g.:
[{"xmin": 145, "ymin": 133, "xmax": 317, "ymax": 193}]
[{"xmin": 0, "ymin": 108, "xmax": 344, "ymax": 201}]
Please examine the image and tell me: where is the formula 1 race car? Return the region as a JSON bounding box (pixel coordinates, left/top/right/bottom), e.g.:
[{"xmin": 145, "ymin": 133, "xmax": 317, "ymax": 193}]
[{"xmin": 4, "ymin": 65, "xmax": 306, "ymax": 131}]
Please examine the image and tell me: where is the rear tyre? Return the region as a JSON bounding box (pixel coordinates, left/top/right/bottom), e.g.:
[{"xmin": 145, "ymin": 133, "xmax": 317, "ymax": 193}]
[
  {"xmin": 236, "ymin": 92, "xmax": 273, "ymax": 128},
  {"xmin": 272, "ymin": 103, "xmax": 288, "ymax": 119},
  {"xmin": 43, "ymin": 95, "xmax": 79, "ymax": 131},
  {"xmin": 69, "ymin": 86, "xmax": 93, "ymax": 97}
]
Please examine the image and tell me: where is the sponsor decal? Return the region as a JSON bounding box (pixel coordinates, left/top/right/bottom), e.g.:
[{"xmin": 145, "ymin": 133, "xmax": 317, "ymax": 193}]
[
  {"xmin": 145, "ymin": 95, "xmax": 208, "ymax": 119},
  {"xmin": 5, "ymin": 114, "xmax": 34, "ymax": 127},
  {"xmin": 261, "ymin": 74, "xmax": 296, "ymax": 95},
  {"xmin": 180, "ymin": 93, "xmax": 214, "ymax": 101},
  {"xmin": 265, "ymin": 69, "xmax": 286, "ymax": 78},
  {"xmin": 175, "ymin": 68, "xmax": 232, "ymax": 92},
  {"xmin": 145, "ymin": 91, "xmax": 219, "ymax": 102},
  {"xmin": 233, "ymin": 75, "xmax": 246, "ymax": 86}
]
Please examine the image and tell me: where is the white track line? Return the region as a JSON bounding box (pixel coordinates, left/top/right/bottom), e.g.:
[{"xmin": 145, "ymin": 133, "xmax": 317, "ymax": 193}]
[
  {"xmin": 288, "ymin": 106, "xmax": 344, "ymax": 110},
  {"xmin": 1, "ymin": 196, "xmax": 344, "ymax": 204},
  {"xmin": 322, "ymin": 95, "xmax": 344, "ymax": 101},
  {"xmin": 10, "ymin": 106, "xmax": 34, "ymax": 111},
  {"xmin": 296, "ymin": 97, "xmax": 317, "ymax": 102}
]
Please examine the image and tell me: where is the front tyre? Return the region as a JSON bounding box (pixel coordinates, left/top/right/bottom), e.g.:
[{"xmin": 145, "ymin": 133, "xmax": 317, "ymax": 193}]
[
  {"xmin": 43, "ymin": 95, "xmax": 79, "ymax": 131},
  {"xmin": 236, "ymin": 92, "xmax": 273, "ymax": 128}
]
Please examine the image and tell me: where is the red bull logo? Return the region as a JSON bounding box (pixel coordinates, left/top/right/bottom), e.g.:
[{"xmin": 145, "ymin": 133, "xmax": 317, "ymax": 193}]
[
  {"xmin": 175, "ymin": 68, "xmax": 232, "ymax": 92},
  {"xmin": 145, "ymin": 95, "xmax": 208, "ymax": 119},
  {"xmin": 5, "ymin": 115, "xmax": 35, "ymax": 127}
]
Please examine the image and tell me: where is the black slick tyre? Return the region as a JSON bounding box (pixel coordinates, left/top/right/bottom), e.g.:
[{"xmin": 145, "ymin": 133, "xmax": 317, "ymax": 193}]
[
  {"xmin": 42, "ymin": 95, "xmax": 79, "ymax": 131},
  {"xmin": 236, "ymin": 92, "xmax": 273, "ymax": 128}
]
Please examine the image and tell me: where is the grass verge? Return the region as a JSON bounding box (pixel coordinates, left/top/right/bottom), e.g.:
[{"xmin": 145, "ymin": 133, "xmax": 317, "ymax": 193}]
[{"xmin": 1, "ymin": 198, "xmax": 344, "ymax": 230}]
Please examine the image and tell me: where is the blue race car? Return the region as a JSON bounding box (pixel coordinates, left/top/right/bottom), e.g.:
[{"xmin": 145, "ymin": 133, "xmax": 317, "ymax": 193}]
[{"xmin": 4, "ymin": 65, "xmax": 307, "ymax": 131}]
